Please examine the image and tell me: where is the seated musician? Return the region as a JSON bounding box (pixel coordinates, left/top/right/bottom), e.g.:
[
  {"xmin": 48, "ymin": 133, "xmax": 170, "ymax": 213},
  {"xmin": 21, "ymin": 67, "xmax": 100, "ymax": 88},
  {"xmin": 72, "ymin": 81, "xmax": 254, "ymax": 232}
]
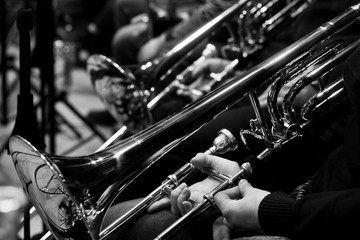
[
  {"xmin": 102, "ymin": 0, "xmax": 360, "ymax": 239},
  {"xmin": 88, "ymin": 0, "xmax": 357, "ymax": 141},
  {"xmin": 87, "ymin": 0, "xmax": 240, "ymax": 127},
  {"xmin": 169, "ymin": 43, "xmax": 360, "ymax": 240},
  {"xmin": 103, "ymin": 38, "xmax": 360, "ymax": 240},
  {"xmin": 112, "ymin": 0, "xmax": 237, "ymax": 65}
]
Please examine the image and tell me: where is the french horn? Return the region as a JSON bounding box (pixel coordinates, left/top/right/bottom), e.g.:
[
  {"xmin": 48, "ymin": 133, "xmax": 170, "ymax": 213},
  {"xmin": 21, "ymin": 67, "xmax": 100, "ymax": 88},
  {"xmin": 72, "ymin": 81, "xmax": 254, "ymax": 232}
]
[
  {"xmin": 9, "ymin": 3, "xmax": 360, "ymax": 240},
  {"xmin": 86, "ymin": 0, "xmax": 312, "ymax": 136}
]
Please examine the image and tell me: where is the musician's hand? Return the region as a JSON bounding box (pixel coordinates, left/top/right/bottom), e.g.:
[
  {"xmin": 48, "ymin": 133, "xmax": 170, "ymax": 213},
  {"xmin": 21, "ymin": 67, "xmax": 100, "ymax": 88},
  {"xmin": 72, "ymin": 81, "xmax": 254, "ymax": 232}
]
[
  {"xmin": 214, "ymin": 179, "xmax": 270, "ymax": 234},
  {"xmin": 137, "ymin": 33, "xmax": 167, "ymax": 63},
  {"xmin": 130, "ymin": 13, "xmax": 149, "ymax": 24},
  {"xmin": 147, "ymin": 183, "xmax": 194, "ymax": 214},
  {"xmin": 168, "ymin": 153, "xmax": 241, "ymax": 216},
  {"xmin": 147, "ymin": 153, "xmax": 240, "ymax": 214},
  {"xmin": 191, "ymin": 58, "xmax": 232, "ymax": 79},
  {"xmin": 213, "ymin": 216, "xmax": 231, "ymax": 240}
]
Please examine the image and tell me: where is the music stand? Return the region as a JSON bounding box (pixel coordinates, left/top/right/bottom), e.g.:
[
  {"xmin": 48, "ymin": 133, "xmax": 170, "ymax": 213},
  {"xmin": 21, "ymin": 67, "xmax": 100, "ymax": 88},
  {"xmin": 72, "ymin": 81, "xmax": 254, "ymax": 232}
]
[
  {"xmin": 33, "ymin": 0, "xmax": 106, "ymax": 154},
  {"xmin": 1, "ymin": 0, "xmax": 8, "ymax": 125}
]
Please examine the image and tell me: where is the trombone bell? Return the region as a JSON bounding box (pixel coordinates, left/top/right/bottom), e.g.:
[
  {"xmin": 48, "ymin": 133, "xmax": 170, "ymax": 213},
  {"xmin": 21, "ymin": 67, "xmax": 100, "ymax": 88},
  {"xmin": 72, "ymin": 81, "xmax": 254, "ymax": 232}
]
[{"xmin": 9, "ymin": 136, "xmax": 95, "ymax": 240}]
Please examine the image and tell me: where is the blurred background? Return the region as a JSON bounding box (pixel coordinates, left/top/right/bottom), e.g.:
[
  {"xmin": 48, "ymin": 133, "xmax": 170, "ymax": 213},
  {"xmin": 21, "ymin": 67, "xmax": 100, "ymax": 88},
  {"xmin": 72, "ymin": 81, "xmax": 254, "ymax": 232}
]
[{"xmin": 0, "ymin": 0, "xmax": 122, "ymax": 239}]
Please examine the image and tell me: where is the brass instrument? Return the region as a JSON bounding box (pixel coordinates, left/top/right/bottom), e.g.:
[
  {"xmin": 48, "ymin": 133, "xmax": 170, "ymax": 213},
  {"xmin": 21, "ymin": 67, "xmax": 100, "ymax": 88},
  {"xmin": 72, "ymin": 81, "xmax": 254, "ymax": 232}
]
[
  {"xmin": 9, "ymin": 3, "xmax": 360, "ymax": 240},
  {"xmin": 268, "ymin": 39, "xmax": 359, "ymax": 138},
  {"xmin": 240, "ymin": 38, "xmax": 359, "ymax": 144},
  {"xmin": 301, "ymin": 77, "xmax": 346, "ymax": 121},
  {"xmin": 100, "ymin": 129, "xmax": 238, "ymax": 239},
  {"xmin": 155, "ymin": 36, "xmax": 360, "ymax": 240},
  {"xmin": 86, "ymin": 43, "xmax": 217, "ymax": 134},
  {"xmin": 87, "ymin": 0, "xmax": 311, "ymax": 136},
  {"xmin": 154, "ymin": 79, "xmax": 351, "ymax": 239},
  {"xmin": 234, "ymin": 0, "xmax": 312, "ymax": 58},
  {"xmin": 86, "ymin": 0, "xmax": 248, "ymax": 134}
]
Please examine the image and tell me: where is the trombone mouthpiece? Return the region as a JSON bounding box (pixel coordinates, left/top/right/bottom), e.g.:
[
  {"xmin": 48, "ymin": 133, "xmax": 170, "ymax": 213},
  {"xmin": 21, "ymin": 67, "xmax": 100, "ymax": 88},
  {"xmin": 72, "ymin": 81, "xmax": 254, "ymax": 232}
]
[{"xmin": 205, "ymin": 129, "xmax": 238, "ymax": 155}]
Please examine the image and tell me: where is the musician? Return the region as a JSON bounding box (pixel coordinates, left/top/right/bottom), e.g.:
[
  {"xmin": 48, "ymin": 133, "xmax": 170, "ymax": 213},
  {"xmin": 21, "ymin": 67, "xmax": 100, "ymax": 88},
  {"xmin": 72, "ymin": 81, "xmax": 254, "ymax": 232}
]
[
  {"xmin": 85, "ymin": 0, "xmax": 205, "ymax": 124},
  {"xmin": 162, "ymin": 0, "xmax": 360, "ymax": 237},
  {"xmin": 164, "ymin": 0, "xmax": 359, "ymax": 189},
  {"xmin": 111, "ymin": 0, "xmax": 236, "ymax": 65},
  {"xmin": 103, "ymin": 39, "xmax": 360, "ymax": 240},
  {"xmin": 79, "ymin": 0, "xmax": 189, "ymax": 57},
  {"xmin": 101, "ymin": 0, "xmax": 360, "ymax": 239},
  {"xmin": 171, "ymin": 43, "xmax": 360, "ymax": 240}
]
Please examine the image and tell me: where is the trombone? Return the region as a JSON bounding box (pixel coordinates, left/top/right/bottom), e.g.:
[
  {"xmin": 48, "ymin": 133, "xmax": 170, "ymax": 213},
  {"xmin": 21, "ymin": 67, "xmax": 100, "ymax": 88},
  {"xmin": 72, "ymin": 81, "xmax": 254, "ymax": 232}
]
[
  {"xmin": 86, "ymin": 0, "xmax": 312, "ymax": 136},
  {"xmin": 9, "ymin": 3, "xmax": 360, "ymax": 240},
  {"xmin": 86, "ymin": 0, "xmax": 249, "ymax": 134},
  {"xmin": 155, "ymin": 36, "xmax": 360, "ymax": 240}
]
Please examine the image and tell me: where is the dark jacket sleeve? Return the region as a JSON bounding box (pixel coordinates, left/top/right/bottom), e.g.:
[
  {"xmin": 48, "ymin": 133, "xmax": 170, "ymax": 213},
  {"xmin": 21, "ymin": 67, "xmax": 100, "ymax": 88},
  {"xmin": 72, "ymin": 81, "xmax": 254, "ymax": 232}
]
[{"xmin": 258, "ymin": 188, "xmax": 360, "ymax": 239}]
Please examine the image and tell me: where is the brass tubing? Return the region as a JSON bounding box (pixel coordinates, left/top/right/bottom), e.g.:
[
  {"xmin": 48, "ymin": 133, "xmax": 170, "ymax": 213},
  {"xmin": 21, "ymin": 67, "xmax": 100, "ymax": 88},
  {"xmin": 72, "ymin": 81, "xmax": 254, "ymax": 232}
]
[
  {"xmin": 9, "ymin": 3, "xmax": 360, "ymax": 240},
  {"xmin": 100, "ymin": 129, "xmax": 237, "ymax": 239}
]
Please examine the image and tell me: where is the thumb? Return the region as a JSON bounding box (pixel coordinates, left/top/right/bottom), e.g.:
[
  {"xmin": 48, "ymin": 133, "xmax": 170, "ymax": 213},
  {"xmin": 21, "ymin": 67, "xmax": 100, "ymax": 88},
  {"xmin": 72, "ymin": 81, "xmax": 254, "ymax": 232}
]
[
  {"xmin": 238, "ymin": 179, "xmax": 252, "ymax": 197},
  {"xmin": 214, "ymin": 186, "xmax": 239, "ymax": 212}
]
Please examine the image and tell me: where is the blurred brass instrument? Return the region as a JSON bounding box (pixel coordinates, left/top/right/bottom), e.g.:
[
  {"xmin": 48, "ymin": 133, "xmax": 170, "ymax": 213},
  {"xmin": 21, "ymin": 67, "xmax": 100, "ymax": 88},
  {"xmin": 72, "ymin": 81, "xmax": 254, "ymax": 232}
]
[
  {"xmin": 233, "ymin": 0, "xmax": 311, "ymax": 58},
  {"xmin": 86, "ymin": 0, "xmax": 246, "ymax": 134},
  {"xmin": 9, "ymin": 3, "xmax": 360, "ymax": 240},
  {"xmin": 86, "ymin": 0, "xmax": 312, "ymax": 136}
]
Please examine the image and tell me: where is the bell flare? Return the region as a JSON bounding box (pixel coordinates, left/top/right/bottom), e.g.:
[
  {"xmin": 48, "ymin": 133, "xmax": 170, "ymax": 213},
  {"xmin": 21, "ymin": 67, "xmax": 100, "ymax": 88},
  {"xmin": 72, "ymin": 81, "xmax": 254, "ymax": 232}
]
[{"xmin": 9, "ymin": 135, "xmax": 90, "ymax": 239}]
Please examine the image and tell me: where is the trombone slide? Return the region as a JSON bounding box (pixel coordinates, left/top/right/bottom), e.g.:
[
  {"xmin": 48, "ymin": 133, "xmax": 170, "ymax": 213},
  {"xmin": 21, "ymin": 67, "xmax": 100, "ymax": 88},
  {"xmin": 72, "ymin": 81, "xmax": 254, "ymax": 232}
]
[
  {"xmin": 154, "ymin": 161, "xmax": 253, "ymax": 240},
  {"xmin": 100, "ymin": 128, "xmax": 237, "ymax": 239}
]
